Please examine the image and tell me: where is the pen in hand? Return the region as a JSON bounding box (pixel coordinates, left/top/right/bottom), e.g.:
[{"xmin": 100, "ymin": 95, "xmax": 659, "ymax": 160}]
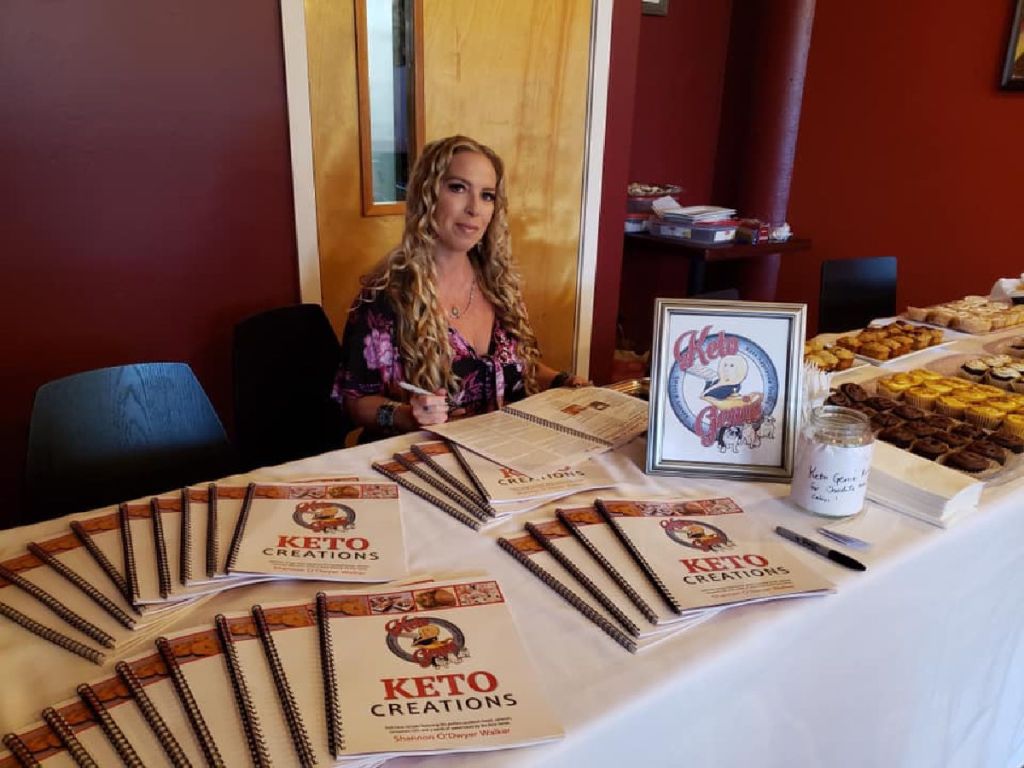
[
  {"xmin": 399, "ymin": 381, "xmax": 455, "ymax": 409},
  {"xmin": 774, "ymin": 525, "xmax": 867, "ymax": 572}
]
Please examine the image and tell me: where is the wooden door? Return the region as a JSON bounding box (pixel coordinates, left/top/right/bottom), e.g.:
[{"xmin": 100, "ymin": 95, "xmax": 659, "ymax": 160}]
[{"xmin": 303, "ymin": 0, "xmax": 591, "ymax": 371}]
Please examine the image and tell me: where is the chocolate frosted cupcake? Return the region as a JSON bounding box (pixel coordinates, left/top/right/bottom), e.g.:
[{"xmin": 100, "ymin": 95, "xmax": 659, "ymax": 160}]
[
  {"xmin": 870, "ymin": 412, "xmax": 904, "ymax": 431},
  {"xmin": 892, "ymin": 404, "xmax": 927, "ymax": 421},
  {"xmin": 878, "ymin": 425, "xmax": 916, "ymax": 449},
  {"xmin": 987, "ymin": 430, "xmax": 1024, "ymax": 454},
  {"xmin": 965, "ymin": 440, "xmax": 1007, "ymax": 465},
  {"xmin": 987, "ymin": 366, "xmax": 1021, "ymax": 391},
  {"xmin": 950, "ymin": 422, "xmax": 986, "ymax": 440},
  {"xmin": 943, "ymin": 450, "xmax": 990, "ymax": 473},
  {"xmin": 825, "ymin": 391, "xmax": 852, "ymax": 407},
  {"xmin": 865, "ymin": 396, "xmax": 897, "ymax": 412},
  {"xmin": 906, "ymin": 422, "xmax": 941, "ymax": 438},
  {"xmin": 925, "ymin": 413, "xmax": 958, "ymax": 431},
  {"xmin": 938, "ymin": 431, "xmax": 972, "ymax": 448},
  {"xmin": 911, "ymin": 437, "xmax": 950, "ymax": 461},
  {"xmin": 838, "ymin": 382, "xmax": 870, "ymax": 402}
]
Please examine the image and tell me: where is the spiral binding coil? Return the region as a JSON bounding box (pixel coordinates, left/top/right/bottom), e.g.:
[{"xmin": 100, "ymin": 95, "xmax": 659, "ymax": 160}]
[
  {"xmin": 0, "ymin": 563, "xmax": 114, "ymax": 649},
  {"xmin": 391, "ymin": 453, "xmax": 491, "ymax": 521},
  {"xmin": 156, "ymin": 637, "xmax": 225, "ymax": 767},
  {"xmin": 117, "ymin": 504, "xmax": 140, "ymax": 606},
  {"xmin": 206, "ymin": 483, "xmax": 220, "ymax": 578},
  {"xmin": 595, "ymin": 500, "xmax": 682, "ymax": 615},
  {"xmin": 2, "ymin": 732, "xmax": 38, "ymax": 767},
  {"xmin": 149, "ymin": 498, "xmax": 172, "ymax": 600},
  {"xmin": 0, "ymin": 601, "xmax": 104, "ymax": 664},
  {"xmin": 525, "ymin": 522, "xmax": 641, "ymax": 636},
  {"xmin": 224, "ymin": 483, "xmax": 257, "ymax": 574},
  {"xmin": 504, "ymin": 405, "xmax": 613, "ymax": 446},
  {"xmin": 179, "ymin": 488, "xmax": 192, "ymax": 586},
  {"xmin": 252, "ymin": 605, "xmax": 316, "ymax": 768},
  {"xmin": 41, "ymin": 706, "xmax": 98, "ymax": 768},
  {"xmin": 26, "ymin": 543, "xmax": 136, "ymax": 631},
  {"xmin": 69, "ymin": 521, "xmax": 132, "ymax": 609},
  {"xmin": 448, "ymin": 441, "xmax": 492, "ymax": 502},
  {"xmin": 77, "ymin": 683, "xmax": 144, "ymax": 768},
  {"xmin": 556, "ymin": 509, "xmax": 660, "ymax": 625},
  {"xmin": 115, "ymin": 661, "xmax": 190, "ymax": 767},
  {"xmin": 496, "ymin": 537, "xmax": 637, "ymax": 653},
  {"xmin": 214, "ymin": 614, "xmax": 272, "ymax": 768},
  {"xmin": 411, "ymin": 443, "xmax": 493, "ymax": 512},
  {"xmin": 372, "ymin": 462, "xmax": 481, "ymax": 531},
  {"xmin": 212, "ymin": 618, "xmax": 272, "ymax": 768},
  {"xmin": 315, "ymin": 593, "xmax": 345, "ymax": 758}
]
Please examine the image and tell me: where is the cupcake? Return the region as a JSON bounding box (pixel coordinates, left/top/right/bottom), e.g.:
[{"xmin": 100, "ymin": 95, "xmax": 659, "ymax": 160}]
[
  {"xmin": 904, "ymin": 386, "xmax": 940, "ymax": 411},
  {"xmin": 925, "ymin": 413, "xmax": 959, "ymax": 431},
  {"xmin": 950, "ymin": 422, "xmax": 986, "ymax": 440},
  {"xmin": 825, "ymin": 392, "xmax": 852, "ymax": 408},
  {"xmin": 906, "ymin": 422, "xmax": 941, "ymax": 438},
  {"xmin": 876, "ymin": 379, "xmax": 911, "ymax": 399},
  {"xmin": 934, "ymin": 395, "xmax": 967, "ymax": 419},
  {"xmin": 905, "ymin": 306, "xmax": 929, "ymax": 322},
  {"xmin": 911, "ymin": 437, "xmax": 950, "ymax": 461},
  {"xmin": 987, "ymin": 431, "xmax": 1024, "ymax": 454},
  {"xmin": 838, "ymin": 382, "xmax": 870, "ymax": 402},
  {"xmin": 1001, "ymin": 413, "xmax": 1024, "ymax": 438},
  {"xmin": 965, "ymin": 440, "xmax": 1007, "ymax": 466},
  {"xmin": 865, "ymin": 396, "xmax": 897, "ymax": 412},
  {"xmin": 984, "ymin": 398, "xmax": 1019, "ymax": 414},
  {"xmin": 987, "ymin": 367, "xmax": 1021, "ymax": 391},
  {"xmin": 959, "ymin": 359, "xmax": 989, "ymax": 382},
  {"xmin": 832, "ymin": 348, "xmax": 856, "ymax": 370},
  {"xmin": 915, "ymin": 369, "xmax": 943, "ymax": 382},
  {"xmin": 943, "ymin": 450, "xmax": 990, "ymax": 473},
  {"xmin": 859, "ymin": 342, "xmax": 891, "ymax": 360},
  {"xmin": 893, "ymin": 404, "xmax": 927, "ymax": 421},
  {"xmin": 983, "ymin": 355, "xmax": 1013, "ymax": 368},
  {"xmin": 939, "ymin": 431, "xmax": 973, "ymax": 448},
  {"xmin": 878, "ymin": 425, "xmax": 915, "ymax": 449},
  {"xmin": 871, "ymin": 412, "xmax": 904, "ymax": 431},
  {"xmin": 964, "ymin": 404, "xmax": 1004, "ymax": 431}
]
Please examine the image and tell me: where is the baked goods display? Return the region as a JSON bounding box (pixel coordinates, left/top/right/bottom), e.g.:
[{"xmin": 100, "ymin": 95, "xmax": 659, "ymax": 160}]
[
  {"xmin": 904, "ymin": 295, "xmax": 1024, "ymax": 334},
  {"xmin": 828, "ymin": 321, "xmax": 945, "ymax": 362},
  {"xmin": 826, "ymin": 371, "xmax": 1024, "ymax": 477},
  {"xmin": 950, "ymin": 354, "xmax": 1024, "ymax": 392},
  {"xmin": 803, "ymin": 336, "xmax": 857, "ymax": 371}
]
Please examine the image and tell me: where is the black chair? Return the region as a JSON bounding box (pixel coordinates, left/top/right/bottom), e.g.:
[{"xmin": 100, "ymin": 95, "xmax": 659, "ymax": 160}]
[
  {"xmin": 25, "ymin": 363, "xmax": 235, "ymax": 524},
  {"xmin": 818, "ymin": 256, "xmax": 897, "ymax": 333},
  {"xmin": 691, "ymin": 288, "xmax": 741, "ymax": 301},
  {"xmin": 232, "ymin": 303, "xmax": 349, "ymax": 471}
]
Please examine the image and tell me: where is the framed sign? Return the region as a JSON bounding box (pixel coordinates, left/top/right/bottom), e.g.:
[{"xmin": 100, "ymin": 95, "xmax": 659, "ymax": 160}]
[
  {"xmin": 1001, "ymin": 0, "xmax": 1024, "ymax": 90},
  {"xmin": 646, "ymin": 299, "xmax": 806, "ymax": 482}
]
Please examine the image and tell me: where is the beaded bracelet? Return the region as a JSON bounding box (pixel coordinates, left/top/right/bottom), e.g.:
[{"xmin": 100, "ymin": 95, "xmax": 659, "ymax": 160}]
[{"xmin": 549, "ymin": 371, "xmax": 571, "ymax": 389}]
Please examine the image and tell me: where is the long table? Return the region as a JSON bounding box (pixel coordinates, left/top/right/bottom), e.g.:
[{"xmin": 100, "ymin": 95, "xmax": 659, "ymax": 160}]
[{"xmin": 2, "ymin": 364, "xmax": 1024, "ymax": 766}]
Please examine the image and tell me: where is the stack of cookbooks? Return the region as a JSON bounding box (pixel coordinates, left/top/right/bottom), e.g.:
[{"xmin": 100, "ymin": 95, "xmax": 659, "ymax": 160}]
[
  {"xmin": 372, "ymin": 440, "xmax": 618, "ymax": 531},
  {"xmin": 499, "ymin": 497, "xmax": 835, "ymax": 652},
  {"xmin": 0, "ymin": 575, "xmax": 563, "ymax": 766},
  {"xmin": 0, "ymin": 479, "xmax": 407, "ymax": 666}
]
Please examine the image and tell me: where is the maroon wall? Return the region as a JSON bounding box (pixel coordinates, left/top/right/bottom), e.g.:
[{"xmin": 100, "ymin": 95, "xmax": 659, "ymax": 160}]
[
  {"xmin": 0, "ymin": 1, "xmax": 300, "ymax": 525},
  {"xmin": 783, "ymin": 1, "xmax": 1024, "ymax": 328}
]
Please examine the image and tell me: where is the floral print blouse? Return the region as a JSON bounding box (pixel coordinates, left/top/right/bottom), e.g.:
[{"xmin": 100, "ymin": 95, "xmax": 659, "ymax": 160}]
[{"xmin": 332, "ymin": 292, "xmax": 528, "ymax": 434}]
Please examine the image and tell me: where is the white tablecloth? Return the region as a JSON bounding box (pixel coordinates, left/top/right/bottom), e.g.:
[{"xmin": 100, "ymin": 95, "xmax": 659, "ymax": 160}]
[{"xmin": 2, "ymin": 430, "xmax": 1023, "ymax": 767}]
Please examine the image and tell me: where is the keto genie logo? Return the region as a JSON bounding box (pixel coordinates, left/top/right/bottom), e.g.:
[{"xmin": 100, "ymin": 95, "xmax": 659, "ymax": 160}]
[
  {"xmin": 667, "ymin": 325, "xmax": 779, "ymax": 451},
  {"xmin": 385, "ymin": 615, "xmax": 468, "ymax": 668},
  {"xmin": 292, "ymin": 501, "xmax": 356, "ymax": 533}
]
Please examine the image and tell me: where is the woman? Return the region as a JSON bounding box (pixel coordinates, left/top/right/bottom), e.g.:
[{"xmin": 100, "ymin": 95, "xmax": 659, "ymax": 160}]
[{"xmin": 333, "ymin": 134, "xmax": 583, "ymax": 440}]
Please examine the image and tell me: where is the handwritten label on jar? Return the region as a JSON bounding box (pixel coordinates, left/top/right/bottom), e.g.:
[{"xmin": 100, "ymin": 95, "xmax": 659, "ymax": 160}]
[{"xmin": 789, "ymin": 434, "xmax": 873, "ymax": 518}]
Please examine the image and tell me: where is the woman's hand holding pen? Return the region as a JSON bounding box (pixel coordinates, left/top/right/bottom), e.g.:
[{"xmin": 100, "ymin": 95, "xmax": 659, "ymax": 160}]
[{"xmin": 400, "ymin": 382, "xmax": 460, "ymax": 427}]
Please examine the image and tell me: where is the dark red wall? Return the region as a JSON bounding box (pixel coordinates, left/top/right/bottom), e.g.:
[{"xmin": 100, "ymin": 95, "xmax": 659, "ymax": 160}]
[
  {"xmin": 0, "ymin": 1, "xmax": 299, "ymax": 525},
  {"xmin": 783, "ymin": 1, "xmax": 1024, "ymax": 327}
]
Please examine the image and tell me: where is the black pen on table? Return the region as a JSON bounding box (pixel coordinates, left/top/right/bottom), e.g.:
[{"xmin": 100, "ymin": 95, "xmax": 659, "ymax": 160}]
[{"xmin": 774, "ymin": 525, "xmax": 867, "ymax": 572}]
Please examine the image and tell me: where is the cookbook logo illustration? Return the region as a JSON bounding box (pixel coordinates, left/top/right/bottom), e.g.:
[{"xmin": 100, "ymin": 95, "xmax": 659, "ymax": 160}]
[
  {"xmin": 293, "ymin": 500, "xmax": 357, "ymax": 532},
  {"xmin": 386, "ymin": 615, "xmax": 469, "ymax": 668},
  {"xmin": 667, "ymin": 325, "xmax": 779, "ymax": 451},
  {"xmin": 661, "ymin": 519, "xmax": 732, "ymax": 552}
]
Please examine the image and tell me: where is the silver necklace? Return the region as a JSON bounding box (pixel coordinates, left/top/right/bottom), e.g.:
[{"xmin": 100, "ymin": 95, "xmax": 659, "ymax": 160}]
[{"xmin": 449, "ymin": 279, "xmax": 476, "ymax": 319}]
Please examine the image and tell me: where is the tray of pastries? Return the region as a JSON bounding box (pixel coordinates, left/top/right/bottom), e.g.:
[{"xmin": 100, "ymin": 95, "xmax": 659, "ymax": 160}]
[
  {"xmin": 903, "ymin": 295, "xmax": 1024, "ymax": 335},
  {"xmin": 826, "ymin": 370, "xmax": 1024, "ymax": 481},
  {"xmin": 827, "ymin": 321, "xmax": 947, "ymax": 363}
]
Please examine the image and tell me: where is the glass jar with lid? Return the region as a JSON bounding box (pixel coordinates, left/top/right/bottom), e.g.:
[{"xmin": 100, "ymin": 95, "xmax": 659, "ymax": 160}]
[{"xmin": 789, "ymin": 405, "xmax": 874, "ymax": 519}]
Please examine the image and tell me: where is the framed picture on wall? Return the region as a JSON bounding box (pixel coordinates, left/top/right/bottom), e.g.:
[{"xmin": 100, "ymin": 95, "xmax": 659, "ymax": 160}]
[
  {"xmin": 1002, "ymin": 0, "xmax": 1024, "ymax": 89},
  {"xmin": 642, "ymin": 0, "xmax": 669, "ymax": 17},
  {"xmin": 646, "ymin": 299, "xmax": 806, "ymax": 482}
]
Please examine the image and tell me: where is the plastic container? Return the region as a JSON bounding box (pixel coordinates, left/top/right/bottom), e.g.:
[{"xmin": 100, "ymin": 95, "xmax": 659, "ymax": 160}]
[
  {"xmin": 624, "ymin": 213, "xmax": 649, "ymax": 233},
  {"xmin": 649, "ymin": 219, "xmax": 737, "ymax": 244},
  {"xmin": 789, "ymin": 406, "xmax": 874, "ymax": 519}
]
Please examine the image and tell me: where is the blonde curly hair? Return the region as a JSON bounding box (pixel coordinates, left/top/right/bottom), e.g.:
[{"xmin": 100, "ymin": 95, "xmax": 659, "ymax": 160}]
[{"xmin": 357, "ymin": 135, "xmax": 542, "ymax": 396}]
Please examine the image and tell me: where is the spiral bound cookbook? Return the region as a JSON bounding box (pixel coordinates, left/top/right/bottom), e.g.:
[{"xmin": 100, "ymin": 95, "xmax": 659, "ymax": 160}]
[
  {"xmin": 318, "ymin": 576, "xmax": 563, "ymax": 759},
  {"xmin": 596, "ymin": 498, "xmax": 835, "ymax": 614},
  {"xmin": 226, "ymin": 481, "xmax": 407, "ymax": 582},
  {"xmin": 428, "ymin": 385, "xmax": 648, "ymax": 476}
]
